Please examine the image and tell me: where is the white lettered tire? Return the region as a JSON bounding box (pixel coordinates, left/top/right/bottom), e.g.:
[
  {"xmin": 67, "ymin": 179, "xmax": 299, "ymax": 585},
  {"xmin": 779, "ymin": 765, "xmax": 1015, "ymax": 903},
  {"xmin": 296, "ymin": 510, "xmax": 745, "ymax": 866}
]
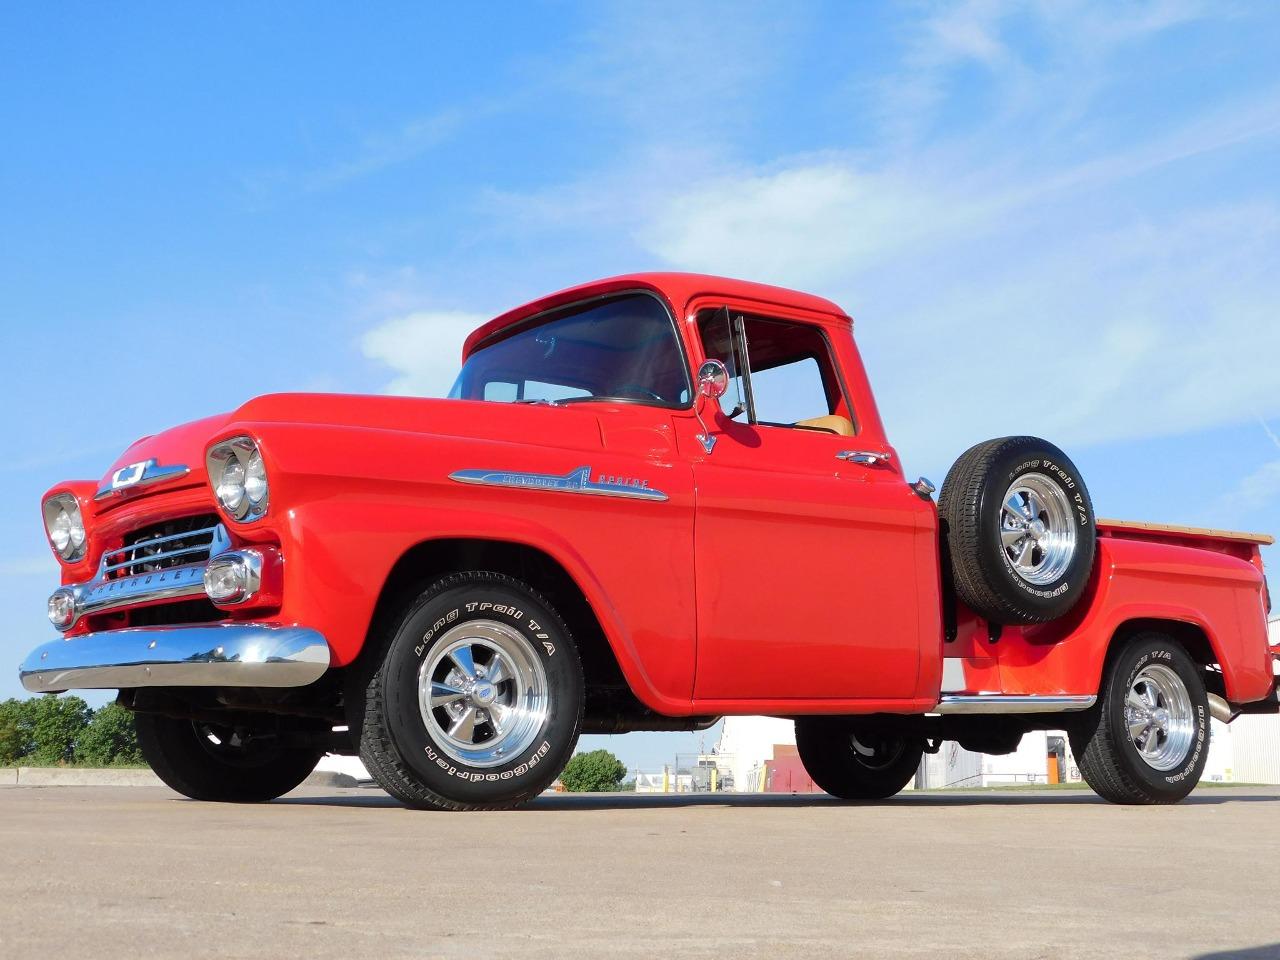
[
  {"xmin": 356, "ymin": 571, "xmax": 584, "ymax": 810},
  {"xmin": 1070, "ymin": 633, "xmax": 1210, "ymax": 805}
]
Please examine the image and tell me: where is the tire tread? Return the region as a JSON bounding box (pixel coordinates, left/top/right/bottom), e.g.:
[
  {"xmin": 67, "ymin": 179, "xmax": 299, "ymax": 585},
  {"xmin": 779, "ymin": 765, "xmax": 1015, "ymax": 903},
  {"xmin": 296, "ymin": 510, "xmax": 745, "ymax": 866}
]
[
  {"xmin": 1071, "ymin": 633, "xmax": 1207, "ymax": 805},
  {"xmin": 357, "ymin": 570, "xmax": 582, "ymax": 811},
  {"xmin": 939, "ymin": 435, "xmax": 1092, "ymax": 625}
]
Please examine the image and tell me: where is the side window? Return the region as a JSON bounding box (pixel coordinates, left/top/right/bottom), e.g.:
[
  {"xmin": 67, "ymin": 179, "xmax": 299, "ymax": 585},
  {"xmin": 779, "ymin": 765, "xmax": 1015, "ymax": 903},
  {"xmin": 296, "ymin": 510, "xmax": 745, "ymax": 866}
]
[
  {"xmin": 696, "ymin": 310, "xmax": 854, "ymax": 434},
  {"xmin": 749, "ymin": 355, "xmax": 829, "ymax": 425},
  {"xmin": 696, "ymin": 307, "xmax": 748, "ymax": 420}
]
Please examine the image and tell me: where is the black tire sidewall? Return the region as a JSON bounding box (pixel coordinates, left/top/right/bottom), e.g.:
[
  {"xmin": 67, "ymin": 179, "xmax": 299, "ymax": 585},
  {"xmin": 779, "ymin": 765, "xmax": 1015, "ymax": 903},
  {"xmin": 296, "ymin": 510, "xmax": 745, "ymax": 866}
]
[
  {"xmin": 1104, "ymin": 638, "xmax": 1210, "ymax": 795},
  {"xmin": 796, "ymin": 719, "xmax": 924, "ymax": 799},
  {"xmin": 136, "ymin": 713, "xmax": 320, "ymax": 802},
  {"xmin": 977, "ymin": 440, "xmax": 1095, "ymax": 620},
  {"xmin": 383, "ymin": 579, "xmax": 582, "ymax": 804}
]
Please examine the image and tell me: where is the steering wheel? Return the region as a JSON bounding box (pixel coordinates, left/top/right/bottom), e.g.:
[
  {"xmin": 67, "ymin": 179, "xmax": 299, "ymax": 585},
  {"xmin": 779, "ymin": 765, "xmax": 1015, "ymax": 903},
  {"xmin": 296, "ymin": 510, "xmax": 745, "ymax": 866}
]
[{"xmin": 614, "ymin": 384, "xmax": 665, "ymax": 402}]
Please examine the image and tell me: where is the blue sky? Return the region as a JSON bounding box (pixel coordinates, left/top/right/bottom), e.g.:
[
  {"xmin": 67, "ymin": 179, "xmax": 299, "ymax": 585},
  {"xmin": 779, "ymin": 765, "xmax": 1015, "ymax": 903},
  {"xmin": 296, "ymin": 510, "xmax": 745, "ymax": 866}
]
[{"xmin": 2, "ymin": 2, "xmax": 1279, "ymax": 770}]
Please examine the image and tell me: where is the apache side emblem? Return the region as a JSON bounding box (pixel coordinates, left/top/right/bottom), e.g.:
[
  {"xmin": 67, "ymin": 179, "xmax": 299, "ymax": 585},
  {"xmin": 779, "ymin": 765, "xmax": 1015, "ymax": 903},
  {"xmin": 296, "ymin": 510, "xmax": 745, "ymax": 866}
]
[{"xmin": 449, "ymin": 465, "xmax": 668, "ymax": 502}]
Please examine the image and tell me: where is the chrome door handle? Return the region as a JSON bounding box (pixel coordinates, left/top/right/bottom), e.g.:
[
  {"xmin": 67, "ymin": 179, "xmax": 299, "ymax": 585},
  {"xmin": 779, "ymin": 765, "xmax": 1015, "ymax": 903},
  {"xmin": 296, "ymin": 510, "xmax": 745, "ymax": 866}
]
[{"xmin": 837, "ymin": 450, "xmax": 893, "ymax": 466}]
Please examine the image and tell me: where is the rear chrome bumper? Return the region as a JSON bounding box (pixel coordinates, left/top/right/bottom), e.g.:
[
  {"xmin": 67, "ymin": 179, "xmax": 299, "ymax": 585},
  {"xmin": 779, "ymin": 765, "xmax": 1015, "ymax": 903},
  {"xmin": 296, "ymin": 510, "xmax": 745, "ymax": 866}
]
[{"xmin": 19, "ymin": 623, "xmax": 330, "ymax": 694}]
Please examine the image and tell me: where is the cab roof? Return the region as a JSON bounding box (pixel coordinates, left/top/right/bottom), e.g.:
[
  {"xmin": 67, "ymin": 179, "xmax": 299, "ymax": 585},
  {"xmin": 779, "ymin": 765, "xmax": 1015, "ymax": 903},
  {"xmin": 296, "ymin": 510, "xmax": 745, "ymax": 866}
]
[{"xmin": 462, "ymin": 272, "xmax": 850, "ymax": 359}]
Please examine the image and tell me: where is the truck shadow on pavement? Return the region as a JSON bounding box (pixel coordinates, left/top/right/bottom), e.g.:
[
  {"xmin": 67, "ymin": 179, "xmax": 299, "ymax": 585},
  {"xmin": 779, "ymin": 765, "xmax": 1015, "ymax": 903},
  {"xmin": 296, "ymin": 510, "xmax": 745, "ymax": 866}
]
[
  {"xmin": 1194, "ymin": 947, "xmax": 1280, "ymax": 959},
  {"xmin": 274, "ymin": 789, "xmax": 1280, "ymax": 811}
]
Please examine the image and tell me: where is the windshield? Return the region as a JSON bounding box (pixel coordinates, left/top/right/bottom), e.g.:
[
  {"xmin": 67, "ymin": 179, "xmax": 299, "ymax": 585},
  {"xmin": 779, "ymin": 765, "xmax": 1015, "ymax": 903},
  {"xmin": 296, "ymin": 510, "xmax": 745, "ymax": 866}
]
[{"xmin": 449, "ymin": 293, "xmax": 691, "ymax": 408}]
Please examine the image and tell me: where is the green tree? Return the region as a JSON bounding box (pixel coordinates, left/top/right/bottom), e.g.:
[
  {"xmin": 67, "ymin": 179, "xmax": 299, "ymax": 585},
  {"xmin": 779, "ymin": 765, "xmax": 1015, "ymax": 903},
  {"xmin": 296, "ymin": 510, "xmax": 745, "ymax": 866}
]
[
  {"xmin": 0, "ymin": 698, "xmax": 31, "ymax": 764},
  {"xmin": 559, "ymin": 749, "xmax": 627, "ymax": 792},
  {"xmin": 27, "ymin": 695, "xmax": 91, "ymax": 765},
  {"xmin": 76, "ymin": 702, "xmax": 143, "ymax": 766}
]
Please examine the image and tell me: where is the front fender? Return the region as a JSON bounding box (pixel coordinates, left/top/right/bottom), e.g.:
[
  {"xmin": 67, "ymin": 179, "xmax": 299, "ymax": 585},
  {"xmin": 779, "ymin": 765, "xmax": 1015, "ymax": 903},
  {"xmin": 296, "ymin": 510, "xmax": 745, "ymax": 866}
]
[{"xmin": 270, "ymin": 498, "xmax": 695, "ymax": 716}]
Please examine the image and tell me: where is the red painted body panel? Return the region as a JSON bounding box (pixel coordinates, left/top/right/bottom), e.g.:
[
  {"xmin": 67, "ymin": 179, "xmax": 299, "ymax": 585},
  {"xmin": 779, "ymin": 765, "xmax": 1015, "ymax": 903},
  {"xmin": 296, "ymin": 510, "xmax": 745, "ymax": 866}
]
[
  {"xmin": 39, "ymin": 273, "xmax": 1274, "ymax": 718},
  {"xmin": 945, "ymin": 537, "xmax": 1272, "ymax": 704}
]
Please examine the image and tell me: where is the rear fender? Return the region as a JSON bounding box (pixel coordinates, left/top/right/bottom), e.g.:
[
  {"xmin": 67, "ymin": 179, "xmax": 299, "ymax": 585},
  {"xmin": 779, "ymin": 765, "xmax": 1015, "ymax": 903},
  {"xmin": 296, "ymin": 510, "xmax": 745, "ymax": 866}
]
[{"xmin": 993, "ymin": 537, "xmax": 1271, "ymax": 703}]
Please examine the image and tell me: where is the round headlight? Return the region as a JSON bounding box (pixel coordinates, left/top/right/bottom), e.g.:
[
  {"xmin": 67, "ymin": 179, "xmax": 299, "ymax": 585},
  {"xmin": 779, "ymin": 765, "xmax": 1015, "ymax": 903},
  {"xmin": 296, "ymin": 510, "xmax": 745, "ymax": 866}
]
[
  {"xmin": 216, "ymin": 457, "xmax": 247, "ymax": 513},
  {"xmin": 43, "ymin": 494, "xmax": 87, "ymax": 562},
  {"xmin": 49, "ymin": 509, "xmax": 72, "ymax": 554},
  {"xmin": 48, "ymin": 589, "xmax": 76, "ymax": 630},
  {"xmin": 207, "ymin": 437, "xmax": 269, "ymax": 522},
  {"xmin": 245, "ymin": 450, "xmax": 267, "ymax": 506}
]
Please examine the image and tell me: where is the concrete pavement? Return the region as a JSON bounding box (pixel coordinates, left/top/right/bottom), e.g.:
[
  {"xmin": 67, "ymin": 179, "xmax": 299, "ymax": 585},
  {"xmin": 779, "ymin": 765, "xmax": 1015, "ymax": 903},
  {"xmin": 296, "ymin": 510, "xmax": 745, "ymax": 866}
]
[{"xmin": 2, "ymin": 785, "xmax": 1278, "ymax": 959}]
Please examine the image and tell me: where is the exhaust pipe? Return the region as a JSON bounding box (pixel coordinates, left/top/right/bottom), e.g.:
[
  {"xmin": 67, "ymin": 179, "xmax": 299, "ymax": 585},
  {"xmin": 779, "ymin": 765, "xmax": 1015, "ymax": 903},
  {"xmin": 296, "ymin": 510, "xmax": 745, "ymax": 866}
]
[{"xmin": 1207, "ymin": 693, "xmax": 1233, "ymax": 724}]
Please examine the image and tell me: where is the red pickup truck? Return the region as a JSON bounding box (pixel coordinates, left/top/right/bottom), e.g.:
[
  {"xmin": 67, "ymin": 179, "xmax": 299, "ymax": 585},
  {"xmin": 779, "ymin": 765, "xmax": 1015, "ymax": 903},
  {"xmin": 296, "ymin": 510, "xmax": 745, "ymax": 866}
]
[{"xmin": 22, "ymin": 273, "xmax": 1276, "ymax": 809}]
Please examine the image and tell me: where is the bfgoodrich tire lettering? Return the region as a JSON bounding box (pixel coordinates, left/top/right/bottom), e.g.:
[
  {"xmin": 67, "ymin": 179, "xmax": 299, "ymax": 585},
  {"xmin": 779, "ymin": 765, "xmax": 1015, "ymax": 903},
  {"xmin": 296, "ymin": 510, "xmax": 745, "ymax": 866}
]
[
  {"xmin": 1070, "ymin": 633, "xmax": 1210, "ymax": 805},
  {"xmin": 357, "ymin": 571, "xmax": 584, "ymax": 810},
  {"xmin": 939, "ymin": 436, "xmax": 1096, "ymax": 625}
]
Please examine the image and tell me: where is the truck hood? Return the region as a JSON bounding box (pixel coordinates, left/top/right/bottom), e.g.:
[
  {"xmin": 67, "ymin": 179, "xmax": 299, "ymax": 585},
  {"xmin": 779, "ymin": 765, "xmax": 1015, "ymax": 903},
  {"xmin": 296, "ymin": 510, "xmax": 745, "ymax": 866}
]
[{"xmin": 98, "ymin": 393, "xmax": 608, "ymax": 496}]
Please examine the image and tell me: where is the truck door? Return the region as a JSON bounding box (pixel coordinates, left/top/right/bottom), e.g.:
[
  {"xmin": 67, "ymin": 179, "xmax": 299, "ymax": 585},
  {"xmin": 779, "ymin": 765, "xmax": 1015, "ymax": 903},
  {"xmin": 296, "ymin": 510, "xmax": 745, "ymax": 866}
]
[{"xmin": 686, "ymin": 307, "xmax": 931, "ymax": 703}]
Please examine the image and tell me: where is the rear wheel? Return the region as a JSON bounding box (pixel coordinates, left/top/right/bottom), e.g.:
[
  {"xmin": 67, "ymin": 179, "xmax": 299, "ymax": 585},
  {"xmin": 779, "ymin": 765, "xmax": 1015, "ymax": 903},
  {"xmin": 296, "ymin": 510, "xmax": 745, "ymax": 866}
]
[
  {"xmin": 795, "ymin": 718, "xmax": 924, "ymax": 799},
  {"xmin": 355, "ymin": 571, "xmax": 584, "ymax": 810},
  {"xmin": 1070, "ymin": 633, "xmax": 1210, "ymax": 804},
  {"xmin": 135, "ymin": 713, "xmax": 321, "ymax": 802}
]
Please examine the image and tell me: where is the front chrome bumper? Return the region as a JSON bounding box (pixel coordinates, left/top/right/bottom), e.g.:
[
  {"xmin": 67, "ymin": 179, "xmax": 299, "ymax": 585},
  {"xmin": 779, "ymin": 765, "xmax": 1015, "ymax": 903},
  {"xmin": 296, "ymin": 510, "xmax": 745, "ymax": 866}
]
[{"xmin": 19, "ymin": 623, "xmax": 330, "ymax": 694}]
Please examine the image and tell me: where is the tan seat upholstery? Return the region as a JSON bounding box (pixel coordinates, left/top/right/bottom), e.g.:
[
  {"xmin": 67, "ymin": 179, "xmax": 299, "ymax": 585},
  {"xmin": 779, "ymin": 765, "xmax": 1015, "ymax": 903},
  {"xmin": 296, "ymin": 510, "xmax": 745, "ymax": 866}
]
[{"xmin": 794, "ymin": 415, "xmax": 855, "ymax": 437}]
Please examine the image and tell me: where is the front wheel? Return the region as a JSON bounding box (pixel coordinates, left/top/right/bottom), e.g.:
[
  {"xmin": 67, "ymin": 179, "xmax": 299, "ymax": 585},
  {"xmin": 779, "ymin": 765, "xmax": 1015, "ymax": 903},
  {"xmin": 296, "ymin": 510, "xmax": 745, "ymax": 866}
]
[
  {"xmin": 355, "ymin": 571, "xmax": 584, "ymax": 810},
  {"xmin": 795, "ymin": 718, "xmax": 924, "ymax": 799},
  {"xmin": 135, "ymin": 713, "xmax": 322, "ymax": 802},
  {"xmin": 1070, "ymin": 633, "xmax": 1210, "ymax": 804}
]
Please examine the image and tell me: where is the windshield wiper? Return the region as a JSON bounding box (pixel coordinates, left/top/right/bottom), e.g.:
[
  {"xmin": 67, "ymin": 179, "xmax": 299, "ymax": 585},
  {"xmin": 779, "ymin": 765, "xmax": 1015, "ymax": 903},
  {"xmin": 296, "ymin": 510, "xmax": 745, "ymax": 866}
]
[
  {"xmin": 512, "ymin": 395, "xmax": 652, "ymax": 407},
  {"xmin": 555, "ymin": 395, "xmax": 636, "ymax": 406}
]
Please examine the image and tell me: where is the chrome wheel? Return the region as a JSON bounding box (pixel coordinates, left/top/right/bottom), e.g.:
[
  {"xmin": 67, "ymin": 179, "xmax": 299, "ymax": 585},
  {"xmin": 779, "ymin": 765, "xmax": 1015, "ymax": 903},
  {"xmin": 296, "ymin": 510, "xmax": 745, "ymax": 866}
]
[
  {"xmin": 1124, "ymin": 663, "xmax": 1195, "ymax": 772},
  {"xmin": 418, "ymin": 620, "xmax": 549, "ymax": 768},
  {"xmin": 999, "ymin": 473, "xmax": 1078, "ymax": 586}
]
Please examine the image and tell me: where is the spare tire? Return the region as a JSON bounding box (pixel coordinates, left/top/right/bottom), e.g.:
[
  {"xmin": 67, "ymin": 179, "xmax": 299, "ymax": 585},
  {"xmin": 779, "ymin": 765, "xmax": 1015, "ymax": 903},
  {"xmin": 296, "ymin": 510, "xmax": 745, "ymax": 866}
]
[{"xmin": 939, "ymin": 436, "xmax": 1095, "ymax": 625}]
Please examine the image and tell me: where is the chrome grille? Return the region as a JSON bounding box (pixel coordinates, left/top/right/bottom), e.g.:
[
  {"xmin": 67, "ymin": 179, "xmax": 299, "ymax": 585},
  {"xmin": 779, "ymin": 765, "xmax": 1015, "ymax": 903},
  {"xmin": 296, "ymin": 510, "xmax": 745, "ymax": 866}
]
[{"xmin": 105, "ymin": 515, "xmax": 226, "ymax": 580}]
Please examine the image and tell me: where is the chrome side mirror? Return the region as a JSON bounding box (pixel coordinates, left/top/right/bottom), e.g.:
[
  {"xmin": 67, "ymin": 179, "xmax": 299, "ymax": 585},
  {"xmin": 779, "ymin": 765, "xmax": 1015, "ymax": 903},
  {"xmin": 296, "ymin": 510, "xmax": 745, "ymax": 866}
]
[
  {"xmin": 697, "ymin": 359, "xmax": 729, "ymax": 400},
  {"xmin": 694, "ymin": 359, "xmax": 729, "ymax": 453}
]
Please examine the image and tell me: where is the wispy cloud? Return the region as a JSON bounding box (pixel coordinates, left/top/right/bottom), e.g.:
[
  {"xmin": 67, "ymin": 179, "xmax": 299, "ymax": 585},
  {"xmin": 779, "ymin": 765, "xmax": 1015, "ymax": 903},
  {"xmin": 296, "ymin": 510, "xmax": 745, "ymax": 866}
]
[
  {"xmin": 1217, "ymin": 461, "xmax": 1280, "ymax": 520},
  {"xmin": 871, "ymin": 0, "xmax": 1213, "ymax": 146},
  {"xmin": 360, "ymin": 309, "xmax": 488, "ymax": 397},
  {"xmin": 356, "ymin": 2, "xmax": 1280, "ymax": 478},
  {"xmin": 301, "ymin": 109, "xmax": 466, "ymax": 192}
]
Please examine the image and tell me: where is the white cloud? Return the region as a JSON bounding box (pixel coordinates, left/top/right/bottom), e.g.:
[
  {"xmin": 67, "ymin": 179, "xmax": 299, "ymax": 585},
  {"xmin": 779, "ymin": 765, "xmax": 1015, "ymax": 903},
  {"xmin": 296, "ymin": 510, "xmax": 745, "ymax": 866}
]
[
  {"xmin": 637, "ymin": 148, "xmax": 1280, "ymax": 467},
  {"xmin": 1217, "ymin": 461, "xmax": 1280, "ymax": 519},
  {"xmin": 353, "ymin": 0, "xmax": 1280, "ymax": 477},
  {"xmin": 639, "ymin": 161, "xmax": 988, "ymax": 290},
  {"xmin": 360, "ymin": 310, "xmax": 488, "ymax": 397}
]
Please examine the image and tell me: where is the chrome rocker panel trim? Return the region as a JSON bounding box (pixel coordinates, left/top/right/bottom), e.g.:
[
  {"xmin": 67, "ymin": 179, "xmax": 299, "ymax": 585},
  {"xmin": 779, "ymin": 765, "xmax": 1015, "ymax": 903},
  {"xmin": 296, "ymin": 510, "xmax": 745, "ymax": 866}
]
[
  {"xmin": 20, "ymin": 624, "xmax": 331, "ymax": 694},
  {"xmin": 933, "ymin": 694, "xmax": 1097, "ymax": 714}
]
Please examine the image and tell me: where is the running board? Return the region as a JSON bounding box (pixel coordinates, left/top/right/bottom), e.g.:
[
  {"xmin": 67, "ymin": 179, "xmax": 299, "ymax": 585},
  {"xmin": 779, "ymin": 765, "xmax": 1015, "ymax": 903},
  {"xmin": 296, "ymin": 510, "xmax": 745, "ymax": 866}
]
[{"xmin": 933, "ymin": 694, "xmax": 1097, "ymax": 715}]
